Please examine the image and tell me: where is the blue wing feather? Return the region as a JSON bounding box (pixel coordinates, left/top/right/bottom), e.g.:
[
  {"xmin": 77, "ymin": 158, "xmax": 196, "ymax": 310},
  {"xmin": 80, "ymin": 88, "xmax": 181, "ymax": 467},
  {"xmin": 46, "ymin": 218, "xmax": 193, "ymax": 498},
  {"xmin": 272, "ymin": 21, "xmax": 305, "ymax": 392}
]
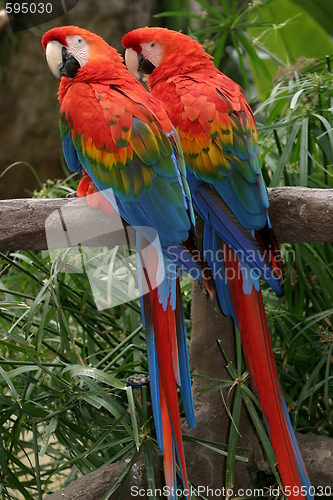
[
  {"xmin": 175, "ymin": 279, "xmax": 196, "ymax": 428},
  {"xmin": 62, "ymin": 132, "xmax": 82, "ymax": 174},
  {"xmin": 187, "ymin": 170, "xmax": 283, "ymax": 296}
]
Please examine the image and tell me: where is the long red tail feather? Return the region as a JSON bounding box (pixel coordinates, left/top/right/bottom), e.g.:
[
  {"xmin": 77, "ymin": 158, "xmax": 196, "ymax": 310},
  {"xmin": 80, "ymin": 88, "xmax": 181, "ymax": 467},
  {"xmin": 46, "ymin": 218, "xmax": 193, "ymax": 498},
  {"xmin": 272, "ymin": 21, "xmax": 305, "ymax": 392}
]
[
  {"xmin": 141, "ymin": 243, "xmax": 190, "ymax": 495},
  {"xmin": 223, "ymin": 243, "xmax": 310, "ymax": 499},
  {"xmin": 160, "ymin": 378, "xmax": 177, "ymax": 497},
  {"xmin": 149, "ymin": 287, "xmax": 189, "ymax": 492}
]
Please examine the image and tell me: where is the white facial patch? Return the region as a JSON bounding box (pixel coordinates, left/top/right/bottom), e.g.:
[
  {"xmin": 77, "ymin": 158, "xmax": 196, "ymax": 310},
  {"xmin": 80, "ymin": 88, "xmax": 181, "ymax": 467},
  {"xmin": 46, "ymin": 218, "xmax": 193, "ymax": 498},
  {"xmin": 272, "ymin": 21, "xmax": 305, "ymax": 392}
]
[
  {"xmin": 140, "ymin": 42, "xmax": 163, "ymax": 68},
  {"xmin": 66, "ymin": 35, "xmax": 89, "ymax": 68}
]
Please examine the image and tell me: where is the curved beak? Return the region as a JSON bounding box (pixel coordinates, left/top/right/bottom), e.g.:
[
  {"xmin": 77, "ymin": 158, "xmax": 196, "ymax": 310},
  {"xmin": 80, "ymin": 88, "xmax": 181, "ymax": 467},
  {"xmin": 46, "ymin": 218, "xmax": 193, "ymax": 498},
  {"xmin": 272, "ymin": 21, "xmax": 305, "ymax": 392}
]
[
  {"xmin": 46, "ymin": 40, "xmax": 80, "ymax": 80},
  {"xmin": 125, "ymin": 47, "xmax": 157, "ymax": 80},
  {"xmin": 46, "ymin": 41, "xmax": 63, "ymax": 79},
  {"xmin": 125, "ymin": 48, "xmax": 141, "ymax": 80}
]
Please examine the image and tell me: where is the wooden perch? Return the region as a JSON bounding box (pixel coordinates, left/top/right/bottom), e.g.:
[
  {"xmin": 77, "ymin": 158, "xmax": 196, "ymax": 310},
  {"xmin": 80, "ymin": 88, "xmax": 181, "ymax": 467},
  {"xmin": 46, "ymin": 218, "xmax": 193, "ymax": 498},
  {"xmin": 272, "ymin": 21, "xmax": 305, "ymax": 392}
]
[
  {"xmin": 268, "ymin": 187, "xmax": 333, "ymax": 243},
  {"xmin": 0, "ymin": 197, "xmax": 136, "ymax": 251},
  {"xmin": 44, "ymin": 456, "xmax": 163, "ymax": 500},
  {"xmin": 43, "ymin": 432, "xmax": 333, "ymax": 499},
  {"xmin": 1, "ymin": 187, "xmax": 333, "ymax": 251}
]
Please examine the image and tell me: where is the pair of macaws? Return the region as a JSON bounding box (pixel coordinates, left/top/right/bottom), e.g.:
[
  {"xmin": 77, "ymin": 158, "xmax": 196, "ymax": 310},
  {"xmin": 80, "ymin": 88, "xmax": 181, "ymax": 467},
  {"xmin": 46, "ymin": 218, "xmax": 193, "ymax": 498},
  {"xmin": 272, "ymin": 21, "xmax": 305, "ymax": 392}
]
[{"xmin": 42, "ymin": 25, "xmax": 312, "ymax": 500}]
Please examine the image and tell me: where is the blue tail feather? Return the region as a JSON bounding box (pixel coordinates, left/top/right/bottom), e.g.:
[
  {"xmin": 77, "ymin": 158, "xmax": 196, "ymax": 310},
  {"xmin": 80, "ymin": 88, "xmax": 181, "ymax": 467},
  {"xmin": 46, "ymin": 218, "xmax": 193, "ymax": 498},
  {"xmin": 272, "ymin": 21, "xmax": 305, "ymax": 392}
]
[
  {"xmin": 278, "ymin": 389, "xmax": 313, "ymax": 499},
  {"xmin": 145, "ymin": 315, "xmax": 163, "ymax": 452},
  {"xmin": 187, "ymin": 171, "xmax": 283, "ymax": 296},
  {"xmin": 137, "ymin": 234, "xmax": 195, "ymax": 463},
  {"xmin": 175, "ymin": 279, "xmax": 196, "ymax": 428},
  {"xmin": 137, "ymin": 235, "xmax": 164, "ymax": 451},
  {"xmin": 203, "ymin": 222, "xmax": 237, "ymax": 322}
]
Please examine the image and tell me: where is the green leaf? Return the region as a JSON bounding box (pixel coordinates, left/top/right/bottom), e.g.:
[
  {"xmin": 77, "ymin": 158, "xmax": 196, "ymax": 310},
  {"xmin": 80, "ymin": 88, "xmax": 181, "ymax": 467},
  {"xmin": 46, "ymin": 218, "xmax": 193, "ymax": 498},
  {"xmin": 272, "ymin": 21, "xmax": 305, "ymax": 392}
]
[
  {"xmin": 313, "ymin": 113, "xmax": 333, "ymax": 154},
  {"xmin": 295, "ymin": 356, "xmax": 326, "ymax": 418},
  {"xmin": 143, "ymin": 441, "xmax": 156, "ymax": 498},
  {"xmin": 102, "ymin": 451, "xmax": 141, "ymax": 500},
  {"xmin": 33, "ymin": 424, "xmax": 42, "ymax": 500},
  {"xmin": 126, "ymin": 386, "xmax": 140, "ymax": 452},
  {"xmin": 290, "ymin": 89, "xmax": 305, "ymax": 109},
  {"xmin": 271, "ymin": 121, "xmax": 301, "ymax": 186},
  {"xmin": 0, "ymin": 365, "xmax": 19, "ymax": 401},
  {"xmin": 299, "ymin": 117, "xmax": 309, "ymax": 187},
  {"xmin": 154, "ymin": 11, "xmax": 220, "ymax": 24},
  {"xmin": 1, "ymin": 161, "xmax": 43, "ymax": 188},
  {"xmin": 324, "ymin": 344, "xmax": 333, "ymax": 414},
  {"xmin": 183, "ymin": 435, "xmax": 248, "ymax": 462},
  {"xmin": 189, "ymin": 0, "xmax": 225, "ymax": 20},
  {"xmin": 40, "ymin": 417, "xmax": 58, "ymax": 457},
  {"xmin": 248, "ymin": 0, "xmax": 333, "ymax": 97},
  {"xmin": 243, "ymin": 393, "xmax": 282, "ymax": 486},
  {"xmin": 36, "ymin": 290, "xmax": 51, "ymax": 350},
  {"xmin": 290, "ymin": 0, "xmax": 333, "ymax": 37},
  {"xmin": 62, "ymin": 365, "xmax": 126, "ymax": 390},
  {"xmin": 225, "ymin": 385, "xmax": 242, "ymax": 491}
]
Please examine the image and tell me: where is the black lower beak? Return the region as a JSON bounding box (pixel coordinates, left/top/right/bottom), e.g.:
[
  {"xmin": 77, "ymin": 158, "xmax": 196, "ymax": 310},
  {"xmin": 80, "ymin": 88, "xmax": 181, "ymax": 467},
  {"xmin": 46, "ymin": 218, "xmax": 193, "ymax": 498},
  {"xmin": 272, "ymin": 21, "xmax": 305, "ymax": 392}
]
[
  {"xmin": 137, "ymin": 52, "xmax": 156, "ymax": 75},
  {"xmin": 59, "ymin": 46, "xmax": 80, "ymax": 79}
]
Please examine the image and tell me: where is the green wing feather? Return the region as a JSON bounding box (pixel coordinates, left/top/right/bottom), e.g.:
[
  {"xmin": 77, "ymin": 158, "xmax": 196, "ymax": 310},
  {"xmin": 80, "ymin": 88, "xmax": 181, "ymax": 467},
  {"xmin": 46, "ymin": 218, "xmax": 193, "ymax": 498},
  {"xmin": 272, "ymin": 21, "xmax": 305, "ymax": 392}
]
[{"xmin": 60, "ymin": 80, "xmax": 194, "ymax": 242}]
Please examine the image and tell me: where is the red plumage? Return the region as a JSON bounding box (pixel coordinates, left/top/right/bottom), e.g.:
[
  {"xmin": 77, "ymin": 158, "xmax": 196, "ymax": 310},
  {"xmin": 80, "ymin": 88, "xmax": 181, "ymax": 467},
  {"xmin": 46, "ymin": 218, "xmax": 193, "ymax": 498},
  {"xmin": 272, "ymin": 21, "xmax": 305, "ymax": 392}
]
[
  {"xmin": 223, "ymin": 244, "xmax": 303, "ymax": 494},
  {"xmin": 43, "ymin": 26, "xmax": 200, "ymax": 496},
  {"xmin": 122, "ymin": 26, "xmax": 312, "ymax": 500}
]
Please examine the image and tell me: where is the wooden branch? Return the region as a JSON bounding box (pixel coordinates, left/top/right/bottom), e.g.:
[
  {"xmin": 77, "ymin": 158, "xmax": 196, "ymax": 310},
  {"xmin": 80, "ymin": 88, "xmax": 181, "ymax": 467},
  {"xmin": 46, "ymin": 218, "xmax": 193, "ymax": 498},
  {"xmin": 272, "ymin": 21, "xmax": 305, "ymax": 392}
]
[
  {"xmin": 0, "ymin": 187, "xmax": 333, "ymax": 251},
  {"xmin": 0, "ymin": 197, "xmax": 135, "ymax": 251},
  {"xmin": 42, "ymin": 431, "xmax": 333, "ymax": 499},
  {"xmin": 44, "ymin": 456, "xmax": 163, "ymax": 500},
  {"xmin": 268, "ymin": 187, "xmax": 333, "ymax": 243},
  {"xmin": 44, "ymin": 459, "xmax": 130, "ymax": 500}
]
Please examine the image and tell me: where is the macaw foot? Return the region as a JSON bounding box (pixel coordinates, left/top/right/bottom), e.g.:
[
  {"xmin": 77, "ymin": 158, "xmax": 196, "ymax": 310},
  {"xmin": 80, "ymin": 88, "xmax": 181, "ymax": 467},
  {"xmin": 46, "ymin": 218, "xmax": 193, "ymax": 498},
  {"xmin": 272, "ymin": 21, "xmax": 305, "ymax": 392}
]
[{"xmin": 77, "ymin": 169, "xmax": 114, "ymax": 216}]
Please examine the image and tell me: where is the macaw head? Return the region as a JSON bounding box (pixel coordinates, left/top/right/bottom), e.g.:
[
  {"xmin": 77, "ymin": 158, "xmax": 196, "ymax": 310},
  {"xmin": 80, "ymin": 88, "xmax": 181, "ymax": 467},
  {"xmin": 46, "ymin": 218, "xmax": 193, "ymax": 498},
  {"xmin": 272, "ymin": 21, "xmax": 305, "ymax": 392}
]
[
  {"xmin": 122, "ymin": 27, "xmax": 213, "ymax": 83},
  {"xmin": 42, "ymin": 26, "xmax": 124, "ymax": 81}
]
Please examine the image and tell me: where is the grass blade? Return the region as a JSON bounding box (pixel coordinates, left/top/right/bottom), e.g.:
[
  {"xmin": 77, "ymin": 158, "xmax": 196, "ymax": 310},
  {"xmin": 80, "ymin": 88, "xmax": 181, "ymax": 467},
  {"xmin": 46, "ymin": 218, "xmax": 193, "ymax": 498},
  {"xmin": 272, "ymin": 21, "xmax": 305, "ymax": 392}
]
[{"xmin": 126, "ymin": 386, "xmax": 140, "ymax": 452}]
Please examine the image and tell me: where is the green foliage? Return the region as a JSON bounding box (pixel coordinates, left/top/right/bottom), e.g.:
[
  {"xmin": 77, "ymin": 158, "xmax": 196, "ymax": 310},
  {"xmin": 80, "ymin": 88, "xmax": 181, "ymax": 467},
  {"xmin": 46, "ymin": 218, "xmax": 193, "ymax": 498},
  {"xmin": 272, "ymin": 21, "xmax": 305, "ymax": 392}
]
[
  {"xmin": 263, "ymin": 243, "xmax": 333, "ymax": 438},
  {"xmin": 248, "ymin": 0, "xmax": 333, "ymax": 97},
  {"xmin": 257, "ymin": 63, "xmax": 333, "ymax": 442},
  {"xmin": 258, "ymin": 62, "xmax": 333, "ymax": 187},
  {"xmin": 291, "ymin": 0, "xmax": 333, "ymax": 37},
  {"xmin": 0, "ymin": 244, "xmax": 212, "ymax": 498},
  {"xmin": 0, "ymin": 248, "xmax": 148, "ymax": 498}
]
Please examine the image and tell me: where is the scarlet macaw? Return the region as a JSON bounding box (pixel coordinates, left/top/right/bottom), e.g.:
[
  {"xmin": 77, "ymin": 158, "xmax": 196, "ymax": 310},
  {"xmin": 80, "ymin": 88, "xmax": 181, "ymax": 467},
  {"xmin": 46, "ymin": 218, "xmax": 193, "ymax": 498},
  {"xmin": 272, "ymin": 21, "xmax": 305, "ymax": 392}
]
[
  {"xmin": 42, "ymin": 26, "xmax": 213, "ymax": 496},
  {"xmin": 122, "ymin": 27, "xmax": 312, "ymax": 500}
]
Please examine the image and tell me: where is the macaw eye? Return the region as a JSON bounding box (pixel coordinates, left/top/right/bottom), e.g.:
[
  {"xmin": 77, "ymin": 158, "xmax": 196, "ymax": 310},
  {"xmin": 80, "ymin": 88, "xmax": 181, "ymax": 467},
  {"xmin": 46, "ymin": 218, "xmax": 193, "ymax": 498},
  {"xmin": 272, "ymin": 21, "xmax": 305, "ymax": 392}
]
[
  {"xmin": 151, "ymin": 42, "xmax": 155, "ymax": 47},
  {"xmin": 78, "ymin": 38, "xmax": 82, "ymax": 44}
]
